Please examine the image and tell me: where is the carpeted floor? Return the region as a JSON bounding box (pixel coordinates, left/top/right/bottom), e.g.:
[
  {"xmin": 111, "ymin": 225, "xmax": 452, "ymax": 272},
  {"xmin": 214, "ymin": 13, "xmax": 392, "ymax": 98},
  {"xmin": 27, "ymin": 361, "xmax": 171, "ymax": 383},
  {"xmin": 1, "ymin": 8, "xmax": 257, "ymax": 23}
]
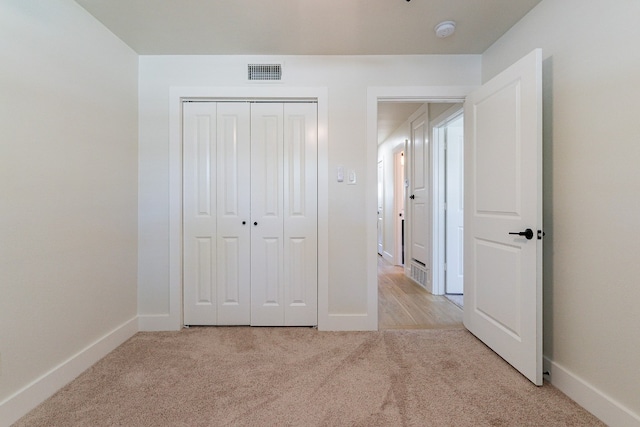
[{"xmin": 15, "ymin": 327, "xmax": 604, "ymax": 426}]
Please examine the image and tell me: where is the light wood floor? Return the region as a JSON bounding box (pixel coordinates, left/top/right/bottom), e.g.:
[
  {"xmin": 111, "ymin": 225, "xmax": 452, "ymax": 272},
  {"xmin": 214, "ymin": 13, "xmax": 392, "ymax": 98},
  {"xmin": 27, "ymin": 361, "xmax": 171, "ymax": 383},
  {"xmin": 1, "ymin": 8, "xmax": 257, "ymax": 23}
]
[{"xmin": 378, "ymin": 256, "xmax": 464, "ymax": 330}]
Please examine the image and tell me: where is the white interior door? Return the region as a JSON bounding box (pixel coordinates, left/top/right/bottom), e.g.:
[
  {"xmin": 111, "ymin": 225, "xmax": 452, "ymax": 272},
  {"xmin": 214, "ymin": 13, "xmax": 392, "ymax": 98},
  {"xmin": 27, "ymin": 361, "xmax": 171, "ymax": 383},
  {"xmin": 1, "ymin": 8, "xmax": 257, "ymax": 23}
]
[
  {"xmin": 250, "ymin": 103, "xmax": 285, "ymax": 326},
  {"xmin": 183, "ymin": 102, "xmax": 218, "ymax": 325},
  {"xmin": 215, "ymin": 103, "xmax": 251, "ymax": 324},
  {"xmin": 463, "ymin": 49, "xmax": 543, "ymax": 385},
  {"xmin": 410, "ymin": 112, "xmax": 430, "ymax": 269},
  {"xmin": 282, "ymin": 103, "xmax": 318, "ymax": 326},
  {"xmin": 184, "ymin": 101, "xmax": 317, "ymax": 327},
  {"xmin": 377, "ymin": 160, "xmax": 384, "ymax": 255},
  {"xmin": 445, "ymin": 115, "xmax": 464, "ymax": 294},
  {"xmin": 250, "ymin": 102, "xmax": 318, "ymax": 326},
  {"xmin": 183, "ymin": 102, "xmax": 251, "ymax": 326}
]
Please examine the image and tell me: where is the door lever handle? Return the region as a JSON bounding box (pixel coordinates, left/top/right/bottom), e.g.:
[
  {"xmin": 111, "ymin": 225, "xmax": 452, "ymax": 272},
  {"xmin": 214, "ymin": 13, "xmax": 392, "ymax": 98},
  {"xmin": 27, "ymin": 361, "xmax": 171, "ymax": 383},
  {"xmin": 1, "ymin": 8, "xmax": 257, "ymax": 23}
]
[{"xmin": 509, "ymin": 228, "xmax": 534, "ymax": 240}]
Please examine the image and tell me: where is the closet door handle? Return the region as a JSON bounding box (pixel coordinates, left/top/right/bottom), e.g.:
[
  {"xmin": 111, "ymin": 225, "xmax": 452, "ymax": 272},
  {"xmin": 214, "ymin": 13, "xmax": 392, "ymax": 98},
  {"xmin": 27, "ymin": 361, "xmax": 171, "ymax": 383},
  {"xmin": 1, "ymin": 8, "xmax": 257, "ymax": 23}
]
[
  {"xmin": 254, "ymin": 222, "xmax": 258, "ymax": 226},
  {"xmin": 242, "ymin": 221, "xmax": 246, "ymax": 225}
]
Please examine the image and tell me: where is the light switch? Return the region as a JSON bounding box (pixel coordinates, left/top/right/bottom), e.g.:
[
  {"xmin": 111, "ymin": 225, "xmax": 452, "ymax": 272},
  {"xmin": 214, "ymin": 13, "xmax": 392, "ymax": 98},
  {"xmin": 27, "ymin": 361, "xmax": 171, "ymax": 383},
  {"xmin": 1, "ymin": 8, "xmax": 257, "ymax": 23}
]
[
  {"xmin": 347, "ymin": 169, "xmax": 357, "ymax": 185},
  {"xmin": 337, "ymin": 166, "xmax": 344, "ymax": 182}
]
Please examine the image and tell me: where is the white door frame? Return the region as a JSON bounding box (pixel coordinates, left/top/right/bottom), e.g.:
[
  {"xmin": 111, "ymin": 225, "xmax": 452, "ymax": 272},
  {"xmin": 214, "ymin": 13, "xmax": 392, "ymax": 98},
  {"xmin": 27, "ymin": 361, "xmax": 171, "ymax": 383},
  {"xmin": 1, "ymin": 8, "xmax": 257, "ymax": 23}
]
[
  {"xmin": 158, "ymin": 86, "xmax": 329, "ymax": 332},
  {"xmin": 431, "ymin": 106, "xmax": 464, "ymax": 295},
  {"xmin": 366, "ymin": 87, "xmax": 475, "ymax": 328}
]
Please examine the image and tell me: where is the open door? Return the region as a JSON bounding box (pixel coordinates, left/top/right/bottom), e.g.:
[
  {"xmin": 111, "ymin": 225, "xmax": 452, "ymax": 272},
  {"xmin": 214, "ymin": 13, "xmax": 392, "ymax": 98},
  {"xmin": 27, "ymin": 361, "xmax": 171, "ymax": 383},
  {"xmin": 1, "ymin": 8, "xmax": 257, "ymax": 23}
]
[{"xmin": 463, "ymin": 49, "xmax": 543, "ymax": 385}]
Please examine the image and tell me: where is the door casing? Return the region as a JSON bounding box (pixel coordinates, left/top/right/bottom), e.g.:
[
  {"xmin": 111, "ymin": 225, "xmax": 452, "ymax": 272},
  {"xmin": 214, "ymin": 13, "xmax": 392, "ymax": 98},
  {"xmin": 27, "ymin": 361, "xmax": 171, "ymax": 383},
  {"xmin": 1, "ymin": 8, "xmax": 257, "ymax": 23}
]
[
  {"xmin": 163, "ymin": 87, "xmax": 329, "ymax": 332},
  {"xmin": 368, "ymin": 88, "xmax": 473, "ymax": 320}
]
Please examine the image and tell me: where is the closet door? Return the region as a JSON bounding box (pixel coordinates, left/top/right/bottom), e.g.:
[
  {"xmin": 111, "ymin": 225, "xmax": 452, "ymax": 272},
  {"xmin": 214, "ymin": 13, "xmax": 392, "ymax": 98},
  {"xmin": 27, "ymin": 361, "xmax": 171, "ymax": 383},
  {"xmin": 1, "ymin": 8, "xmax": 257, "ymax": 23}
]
[
  {"xmin": 250, "ymin": 103, "xmax": 285, "ymax": 325},
  {"xmin": 283, "ymin": 103, "xmax": 318, "ymax": 325},
  {"xmin": 183, "ymin": 102, "xmax": 218, "ymax": 325},
  {"xmin": 250, "ymin": 103, "xmax": 318, "ymax": 326},
  {"xmin": 185, "ymin": 101, "xmax": 317, "ymax": 327},
  {"xmin": 183, "ymin": 102, "xmax": 251, "ymax": 325},
  {"xmin": 216, "ymin": 103, "xmax": 251, "ymax": 324}
]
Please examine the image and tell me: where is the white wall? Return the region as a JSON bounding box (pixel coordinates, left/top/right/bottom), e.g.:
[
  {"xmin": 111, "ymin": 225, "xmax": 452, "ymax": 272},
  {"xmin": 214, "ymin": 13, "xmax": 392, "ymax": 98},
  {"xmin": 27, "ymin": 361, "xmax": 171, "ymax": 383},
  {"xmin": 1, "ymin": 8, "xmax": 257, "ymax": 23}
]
[
  {"xmin": 0, "ymin": 1, "xmax": 138, "ymax": 423},
  {"xmin": 138, "ymin": 55, "xmax": 481, "ymax": 329},
  {"xmin": 483, "ymin": 0, "xmax": 640, "ymax": 423}
]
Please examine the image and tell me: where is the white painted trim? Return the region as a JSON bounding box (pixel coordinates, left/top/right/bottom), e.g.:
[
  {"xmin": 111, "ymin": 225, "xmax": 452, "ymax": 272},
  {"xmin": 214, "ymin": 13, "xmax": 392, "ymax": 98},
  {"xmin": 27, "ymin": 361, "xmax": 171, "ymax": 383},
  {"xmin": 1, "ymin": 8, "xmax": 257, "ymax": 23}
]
[
  {"xmin": 321, "ymin": 314, "xmax": 375, "ymax": 331},
  {"xmin": 431, "ymin": 105, "xmax": 465, "ymax": 296},
  {"xmin": 544, "ymin": 357, "xmax": 640, "ymax": 427},
  {"xmin": 367, "ymin": 87, "xmax": 475, "ymax": 328},
  {"xmin": 138, "ymin": 314, "xmax": 179, "ymax": 332},
  {"xmin": 0, "ymin": 317, "xmax": 138, "ymax": 427},
  {"xmin": 431, "ymin": 119, "xmax": 446, "ymax": 295},
  {"xmin": 167, "ymin": 87, "xmax": 330, "ymax": 331}
]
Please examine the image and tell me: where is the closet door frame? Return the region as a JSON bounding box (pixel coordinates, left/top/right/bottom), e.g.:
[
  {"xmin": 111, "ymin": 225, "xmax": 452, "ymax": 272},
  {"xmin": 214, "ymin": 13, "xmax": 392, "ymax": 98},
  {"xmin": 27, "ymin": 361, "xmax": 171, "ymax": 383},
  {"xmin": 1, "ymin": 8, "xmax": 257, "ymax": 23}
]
[{"xmin": 166, "ymin": 87, "xmax": 331, "ymax": 332}]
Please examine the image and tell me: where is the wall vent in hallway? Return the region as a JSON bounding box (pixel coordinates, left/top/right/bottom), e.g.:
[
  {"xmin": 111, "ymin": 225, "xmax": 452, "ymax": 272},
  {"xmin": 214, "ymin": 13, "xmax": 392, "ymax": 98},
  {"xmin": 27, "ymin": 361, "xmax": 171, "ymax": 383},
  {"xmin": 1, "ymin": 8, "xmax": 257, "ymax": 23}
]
[
  {"xmin": 410, "ymin": 263, "xmax": 428, "ymax": 289},
  {"xmin": 248, "ymin": 64, "xmax": 282, "ymax": 81}
]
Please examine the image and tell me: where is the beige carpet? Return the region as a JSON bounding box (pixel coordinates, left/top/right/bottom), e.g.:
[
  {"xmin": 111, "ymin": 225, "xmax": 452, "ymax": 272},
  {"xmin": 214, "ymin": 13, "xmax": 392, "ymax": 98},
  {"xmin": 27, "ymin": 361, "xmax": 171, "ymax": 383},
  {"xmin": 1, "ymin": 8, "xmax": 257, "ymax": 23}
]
[{"xmin": 15, "ymin": 328, "xmax": 603, "ymax": 426}]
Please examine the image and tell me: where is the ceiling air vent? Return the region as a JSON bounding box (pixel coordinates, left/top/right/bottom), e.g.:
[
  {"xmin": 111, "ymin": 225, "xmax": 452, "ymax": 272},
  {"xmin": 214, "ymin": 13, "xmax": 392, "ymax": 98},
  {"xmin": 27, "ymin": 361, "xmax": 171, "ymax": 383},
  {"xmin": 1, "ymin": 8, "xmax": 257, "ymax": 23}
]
[{"xmin": 248, "ymin": 64, "xmax": 282, "ymax": 81}]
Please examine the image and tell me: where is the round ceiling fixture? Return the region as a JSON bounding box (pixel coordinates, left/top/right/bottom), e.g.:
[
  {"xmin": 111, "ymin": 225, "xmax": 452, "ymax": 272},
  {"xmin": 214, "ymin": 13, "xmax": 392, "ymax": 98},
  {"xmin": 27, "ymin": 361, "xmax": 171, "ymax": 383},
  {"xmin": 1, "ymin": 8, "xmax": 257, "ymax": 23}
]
[{"xmin": 434, "ymin": 21, "xmax": 456, "ymax": 38}]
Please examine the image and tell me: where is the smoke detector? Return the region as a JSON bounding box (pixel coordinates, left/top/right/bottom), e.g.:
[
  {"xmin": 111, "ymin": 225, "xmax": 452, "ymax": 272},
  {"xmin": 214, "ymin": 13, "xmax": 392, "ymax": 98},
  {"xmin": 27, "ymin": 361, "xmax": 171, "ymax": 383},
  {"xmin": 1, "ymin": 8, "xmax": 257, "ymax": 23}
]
[{"xmin": 434, "ymin": 21, "xmax": 456, "ymax": 38}]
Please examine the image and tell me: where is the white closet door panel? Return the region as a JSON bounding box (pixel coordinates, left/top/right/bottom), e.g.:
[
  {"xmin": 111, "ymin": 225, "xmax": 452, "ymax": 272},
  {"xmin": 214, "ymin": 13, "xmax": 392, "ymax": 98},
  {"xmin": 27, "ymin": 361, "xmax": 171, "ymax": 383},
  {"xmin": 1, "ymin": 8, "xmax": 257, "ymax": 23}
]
[
  {"xmin": 251, "ymin": 235, "xmax": 283, "ymax": 324},
  {"xmin": 216, "ymin": 103, "xmax": 251, "ymax": 324},
  {"xmin": 251, "ymin": 103, "xmax": 285, "ymax": 326},
  {"xmin": 183, "ymin": 102, "xmax": 217, "ymax": 325},
  {"xmin": 283, "ymin": 103, "xmax": 318, "ymax": 326}
]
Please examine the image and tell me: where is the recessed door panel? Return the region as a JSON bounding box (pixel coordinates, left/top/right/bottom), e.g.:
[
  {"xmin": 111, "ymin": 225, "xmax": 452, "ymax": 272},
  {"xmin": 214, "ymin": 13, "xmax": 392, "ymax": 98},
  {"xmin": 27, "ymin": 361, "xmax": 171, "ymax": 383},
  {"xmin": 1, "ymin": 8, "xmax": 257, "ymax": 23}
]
[
  {"xmin": 475, "ymin": 82, "xmax": 520, "ymax": 216},
  {"xmin": 474, "ymin": 239, "xmax": 521, "ymax": 337},
  {"xmin": 196, "ymin": 237, "xmax": 214, "ymax": 304}
]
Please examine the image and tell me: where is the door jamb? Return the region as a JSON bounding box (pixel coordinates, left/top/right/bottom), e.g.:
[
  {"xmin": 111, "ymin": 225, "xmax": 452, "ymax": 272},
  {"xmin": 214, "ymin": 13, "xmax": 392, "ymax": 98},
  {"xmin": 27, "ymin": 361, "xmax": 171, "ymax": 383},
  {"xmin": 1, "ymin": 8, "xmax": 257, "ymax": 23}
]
[
  {"xmin": 431, "ymin": 106, "xmax": 464, "ymax": 295},
  {"xmin": 367, "ymin": 87, "xmax": 473, "ymax": 327}
]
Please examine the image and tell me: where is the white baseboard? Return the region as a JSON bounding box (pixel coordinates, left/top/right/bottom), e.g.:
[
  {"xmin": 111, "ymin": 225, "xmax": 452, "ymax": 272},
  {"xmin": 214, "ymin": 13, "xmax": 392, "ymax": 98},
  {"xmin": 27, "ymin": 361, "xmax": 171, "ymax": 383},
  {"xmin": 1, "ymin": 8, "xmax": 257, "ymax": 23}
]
[
  {"xmin": 544, "ymin": 357, "xmax": 640, "ymax": 427},
  {"xmin": 138, "ymin": 313, "xmax": 182, "ymax": 331},
  {"xmin": 319, "ymin": 313, "xmax": 378, "ymax": 331},
  {"xmin": 0, "ymin": 316, "xmax": 138, "ymax": 427}
]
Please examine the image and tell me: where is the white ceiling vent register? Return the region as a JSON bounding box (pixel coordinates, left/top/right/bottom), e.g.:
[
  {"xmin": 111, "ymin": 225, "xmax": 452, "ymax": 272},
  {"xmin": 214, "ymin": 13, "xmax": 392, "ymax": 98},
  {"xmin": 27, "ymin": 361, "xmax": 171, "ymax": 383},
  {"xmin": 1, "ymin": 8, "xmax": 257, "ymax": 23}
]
[{"xmin": 247, "ymin": 64, "xmax": 282, "ymax": 81}]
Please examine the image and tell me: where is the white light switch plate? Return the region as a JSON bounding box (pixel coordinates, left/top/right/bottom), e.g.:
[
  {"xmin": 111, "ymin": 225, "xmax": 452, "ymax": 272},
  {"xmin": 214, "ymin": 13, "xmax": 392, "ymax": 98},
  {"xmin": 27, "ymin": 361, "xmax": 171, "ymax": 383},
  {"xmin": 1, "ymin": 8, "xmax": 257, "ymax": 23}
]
[{"xmin": 347, "ymin": 169, "xmax": 357, "ymax": 185}]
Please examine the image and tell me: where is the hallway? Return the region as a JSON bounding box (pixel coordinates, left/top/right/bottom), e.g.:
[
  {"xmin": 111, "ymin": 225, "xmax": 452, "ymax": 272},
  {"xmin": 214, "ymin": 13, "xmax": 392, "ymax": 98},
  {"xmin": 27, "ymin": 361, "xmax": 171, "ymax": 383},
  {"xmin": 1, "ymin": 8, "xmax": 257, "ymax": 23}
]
[{"xmin": 378, "ymin": 257, "xmax": 463, "ymax": 330}]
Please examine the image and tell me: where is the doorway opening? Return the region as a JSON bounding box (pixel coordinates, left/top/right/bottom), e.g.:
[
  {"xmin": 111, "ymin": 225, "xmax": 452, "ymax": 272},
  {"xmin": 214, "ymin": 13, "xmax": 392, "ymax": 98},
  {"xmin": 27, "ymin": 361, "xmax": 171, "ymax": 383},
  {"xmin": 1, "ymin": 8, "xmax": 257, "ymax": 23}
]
[{"xmin": 376, "ymin": 100, "xmax": 465, "ymax": 329}]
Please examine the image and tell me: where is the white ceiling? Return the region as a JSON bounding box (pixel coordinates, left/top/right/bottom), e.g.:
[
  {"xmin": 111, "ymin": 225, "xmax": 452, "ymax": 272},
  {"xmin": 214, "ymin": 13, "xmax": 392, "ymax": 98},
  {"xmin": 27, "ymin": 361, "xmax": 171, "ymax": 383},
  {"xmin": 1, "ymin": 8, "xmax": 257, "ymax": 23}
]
[
  {"xmin": 74, "ymin": 0, "xmax": 541, "ymax": 143},
  {"xmin": 74, "ymin": 0, "xmax": 542, "ymax": 55}
]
